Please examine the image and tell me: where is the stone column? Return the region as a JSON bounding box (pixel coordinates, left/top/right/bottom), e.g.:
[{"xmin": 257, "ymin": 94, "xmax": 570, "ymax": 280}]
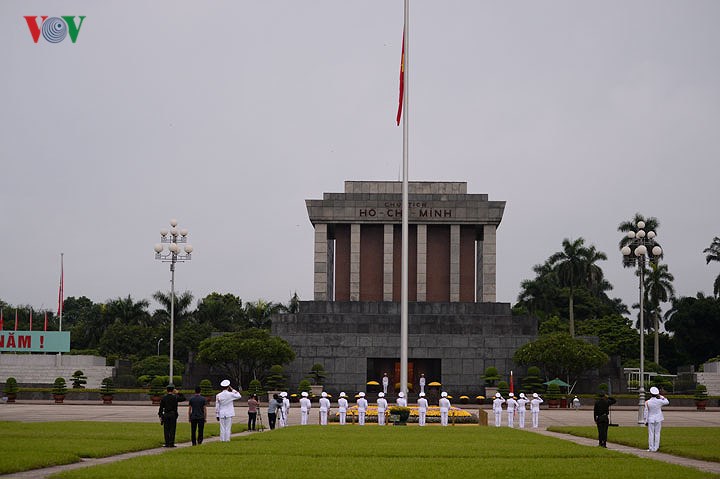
[
  {"xmin": 327, "ymin": 237, "xmax": 334, "ymax": 301},
  {"xmin": 417, "ymin": 224, "xmax": 427, "ymax": 301},
  {"xmin": 481, "ymin": 224, "xmax": 497, "ymax": 302},
  {"xmin": 314, "ymin": 223, "xmax": 329, "ymax": 300},
  {"xmin": 383, "ymin": 224, "xmax": 394, "ymax": 301},
  {"xmin": 350, "ymin": 224, "xmax": 361, "ymax": 301},
  {"xmin": 450, "ymin": 224, "xmax": 460, "ymax": 302}
]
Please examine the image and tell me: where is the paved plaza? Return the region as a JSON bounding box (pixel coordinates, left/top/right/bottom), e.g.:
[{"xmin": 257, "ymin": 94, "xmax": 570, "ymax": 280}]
[{"xmin": 1, "ymin": 402, "xmax": 719, "ymax": 478}]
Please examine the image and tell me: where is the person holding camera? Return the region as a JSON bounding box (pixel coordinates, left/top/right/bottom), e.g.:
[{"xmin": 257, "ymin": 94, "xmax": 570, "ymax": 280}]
[
  {"xmin": 247, "ymin": 394, "xmax": 259, "ymax": 431},
  {"xmin": 644, "ymin": 386, "xmax": 670, "ymax": 452},
  {"xmin": 158, "ymin": 383, "xmax": 186, "ymax": 448},
  {"xmin": 215, "ymin": 380, "xmax": 241, "ymax": 441},
  {"xmin": 593, "ymin": 392, "xmax": 616, "ymax": 448}
]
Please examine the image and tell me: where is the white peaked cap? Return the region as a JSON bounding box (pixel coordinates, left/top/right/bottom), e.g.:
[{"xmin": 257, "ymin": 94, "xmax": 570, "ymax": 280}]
[
  {"xmin": 419, "ymin": 392, "xmax": 425, "ymax": 397},
  {"xmin": 301, "ymin": 391, "xmax": 308, "ymax": 397},
  {"xmin": 650, "ymin": 386, "xmax": 659, "ymax": 395},
  {"xmin": 378, "ymin": 392, "xmax": 384, "ymax": 397},
  {"xmin": 280, "ymin": 392, "xmax": 287, "ymax": 397},
  {"xmin": 495, "ymin": 392, "xmax": 501, "ymax": 398},
  {"xmin": 339, "ymin": 392, "xmax": 346, "ymax": 397},
  {"xmin": 532, "ymin": 393, "xmax": 539, "ymax": 398},
  {"xmin": 220, "ymin": 379, "xmax": 230, "ymax": 387},
  {"xmin": 321, "ymin": 392, "xmax": 327, "ymax": 397},
  {"xmin": 519, "ymin": 393, "xmax": 526, "ymax": 398},
  {"xmin": 359, "ymin": 392, "xmax": 366, "ymax": 397},
  {"xmin": 398, "ymin": 392, "xmax": 404, "ymax": 397},
  {"xmin": 509, "ymin": 392, "xmax": 514, "ymax": 397},
  {"xmin": 441, "ymin": 391, "xmax": 448, "ymax": 397}
]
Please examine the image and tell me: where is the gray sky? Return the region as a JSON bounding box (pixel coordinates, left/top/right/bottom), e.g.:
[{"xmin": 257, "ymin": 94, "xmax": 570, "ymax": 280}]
[{"xmin": 1, "ymin": 1, "xmax": 719, "ymax": 316}]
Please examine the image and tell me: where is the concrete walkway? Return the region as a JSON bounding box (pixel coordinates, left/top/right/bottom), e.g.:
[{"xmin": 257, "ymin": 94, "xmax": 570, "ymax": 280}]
[{"xmin": 1, "ymin": 402, "xmax": 719, "ymax": 478}]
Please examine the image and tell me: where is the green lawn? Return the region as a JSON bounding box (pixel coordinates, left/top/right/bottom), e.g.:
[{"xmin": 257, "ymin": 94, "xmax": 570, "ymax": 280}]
[
  {"xmin": 50, "ymin": 426, "xmax": 718, "ymax": 479},
  {"xmin": 550, "ymin": 426, "xmax": 720, "ymax": 463},
  {"xmin": 0, "ymin": 421, "xmax": 244, "ymax": 474}
]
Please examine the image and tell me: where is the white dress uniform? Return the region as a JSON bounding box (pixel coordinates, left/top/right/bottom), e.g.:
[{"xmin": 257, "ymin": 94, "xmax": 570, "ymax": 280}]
[
  {"xmin": 439, "ymin": 392, "xmax": 451, "ymax": 426},
  {"xmin": 277, "ymin": 392, "xmax": 287, "ymax": 428},
  {"xmin": 319, "ymin": 392, "xmax": 331, "ymax": 425},
  {"xmin": 492, "ymin": 393, "xmax": 505, "ymax": 427},
  {"xmin": 419, "ymin": 374, "xmax": 426, "ymax": 395},
  {"xmin": 644, "ymin": 387, "xmax": 670, "ymax": 452},
  {"xmin": 417, "ymin": 393, "xmax": 429, "ymax": 426},
  {"xmin": 377, "ymin": 393, "xmax": 388, "ymax": 425},
  {"xmin": 282, "ymin": 394, "xmax": 291, "ymax": 426},
  {"xmin": 516, "ymin": 393, "xmax": 529, "ymax": 428},
  {"xmin": 506, "ymin": 393, "xmax": 518, "ymax": 428},
  {"xmin": 338, "ymin": 393, "xmax": 348, "ymax": 425},
  {"xmin": 382, "ymin": 374, "xmax": 389, "ymax": 394},
  {"xmin": 357, "ymin": 393, "xmax": 368, "ymax": 425},
  {"xmin": 396, "ymin": 392, "xmax": 407, "ymax": 407},
  {"xmin": 299, "ymin": 392, "xmax": 311, "ymax": 425},
  {"xmin": 215, "ymin": 381, "xmax": 241, "ymax": 442},
  {"xmin": 530, "ymin": 393, "xmax": 543, "ymax": 428}
]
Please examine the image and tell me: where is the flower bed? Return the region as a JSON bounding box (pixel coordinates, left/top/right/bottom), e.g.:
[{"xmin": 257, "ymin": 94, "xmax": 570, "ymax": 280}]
[{"xmin": 329, "ymin": 405, "xmax": 477, "ymax": 424}]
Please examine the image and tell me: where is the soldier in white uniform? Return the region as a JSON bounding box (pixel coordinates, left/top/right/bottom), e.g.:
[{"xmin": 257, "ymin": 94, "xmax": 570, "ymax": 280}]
[
  {"xmin": 419, "ymin": 373, "xmax": 426, "ymax": 395},
  {"xmin": 516, "ymin": 392, "xmax": 529, "ymax": 428},
  {"xmin": 506, "ymin": 392, "xmax": 518, "ymax": 428},
  {"xmin": 357, "ymin": 392, "xmax": 368, "ymax": 425},
  {"xmin": 492, "ymin": 392, "xmax": 505, "ymax": 427},
  {"xmin": 319, "ymin": 391, "xmax": 331, "ymax": 425},
  {"xmin": 644, "ymin": 386, "xmax": 670, "ymax": 452},
  {"xmin": 276, "ymin": 392, "xmax": 287, "ymax": 428},
  {"xmin": 376, "ymin": 392, "xmax": 388, "ymax": 426},
  {"xmin": 214, "ymin": 379, "xmax": 241, "ymax": 441},
  {"xmin": 530, "ymin": 392, "xmax": 543, "ymax": 428},
  {"xmin": 338, "ymin": 392, "xmax": 349, "ymax": 425},
  {"xmin": 417, "ymin": 392, "xmax": 428, "ymax": 426},
  {"xmin": 382, "ymin": 373, "xmax": 389, "ymax": 394},
  {"xmin": 439, "ymin": 391, "xmax": 451, "ymax": 426},
  {"xmin": 396, "ymin": 391, "xmax": 407, "ymax": 407},
  {"xmin": 299, "ymin": 391, "xmax": 311, "ymax": 425},
  {"xmin": 282, "ymin": 392, "xmax": 291, "ymax": 426},
  {"xmin": 572, "ymin": 395, "xmax": 581, "ymax": 410}
]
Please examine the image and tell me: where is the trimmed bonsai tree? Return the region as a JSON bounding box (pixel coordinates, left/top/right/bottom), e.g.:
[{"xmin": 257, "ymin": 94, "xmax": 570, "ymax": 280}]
[
  {"xmin": 70, "ymin": 370, "xmax": 87, "ymax": 389},
  {"xmin": 521, "ymin": 366, "xmax": 544, "ymax": 393},
  {"xmin": 264, "ymin": 364, "xmax": 288, "ymax": 391},
  {"xmin": 248, "ymin": 379, "xmax": 264, "ymax": 397},
  {"xmin": 4, "ymin": 377, "xmax": 19, "ymax": 403},
  {"xmin": 148, "ymin": 377, "xmax": 165, "ymax": 404},
  {"xmin": 52, "ymin": 377, "xmax": 67, "ymax": 403},
  {"xmin": 694, "ymin": 384, "xmax": 708, "ymax": 411},
  {"xmin": 199, "ymin": 379, "xmax": 214, "ymax": 398},
  {"xmin": 482, "ymin": 366, "xmax": 500, "ymax": 386},
  {"xmin": 308, "ymin": 363, "xmax": 326, "ymax": 385},
  {"xmin": 297, "ymin": 379, "xmax": 311, "ymax": 395},
  {"xmin": 100, "ymin": 377, "xmax": 115, "ymax": 404},
  {"xmin": 546, "ymin": 382, "xmax": 561, "ymax": 407},
  {"xmin": 497, "ymin": 381, "xmax": 509, "ymax": 397}
]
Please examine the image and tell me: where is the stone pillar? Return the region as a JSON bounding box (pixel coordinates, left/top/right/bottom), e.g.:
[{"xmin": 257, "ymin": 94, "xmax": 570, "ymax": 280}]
[
  {"xmin": 417, "ymin": 224, "xmax": 427, "ymax": 301},
  {"xmin": 350, "ymin": 224, "xmax": 361, "ymax": 301},
  {"xmin": 327, "ymin": 237, "xmax": 334, "ymax": 301},
  {"xmin": 383, "ymin": 224, "xmax": 394, "ymax": 301},
  {"xmin": 481, "ymin": 224, "xmax": 497, "ymax": 302},
  {"xmin": 314, "ymin": 224, "xmax": 329, "ymax": 300},
  {"xmin": 450, "ymin": 224, "xmax": 460, "ymax": 302}
]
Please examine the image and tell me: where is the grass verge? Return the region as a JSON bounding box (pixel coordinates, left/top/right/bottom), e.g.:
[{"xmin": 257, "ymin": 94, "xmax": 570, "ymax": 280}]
[
  {"xmin": 50, "ymin": 426, "xmax": 718, "ymax": 479},
  {"xmin": 549, "ymin": 426, "xmax": 720, "ymax": 462}
]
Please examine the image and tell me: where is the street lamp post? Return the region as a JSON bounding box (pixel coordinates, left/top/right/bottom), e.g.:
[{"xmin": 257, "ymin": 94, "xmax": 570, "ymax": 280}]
[
  {"xmin": 621, "ymin": 220, "xmax": 662, "ymax": 424},
  {"xmin": 154, "ymin": 219, "xmax": 193, "ymax": 381},
  {"xmin": 157, "ymin": 337, "xmax": 163, "ymax": 356}
]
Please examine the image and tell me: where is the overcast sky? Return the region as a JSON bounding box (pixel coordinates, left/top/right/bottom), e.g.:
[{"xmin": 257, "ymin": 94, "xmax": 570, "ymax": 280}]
[{"xmin": 2, "ymin": 1, "xmax": 719, "ymax": 316}]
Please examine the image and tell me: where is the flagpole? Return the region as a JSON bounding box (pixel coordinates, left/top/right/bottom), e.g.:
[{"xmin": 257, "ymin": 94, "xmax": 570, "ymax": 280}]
[{"xmin": 400, "ymin": 0, "xmax": 410, "ymax": 399}]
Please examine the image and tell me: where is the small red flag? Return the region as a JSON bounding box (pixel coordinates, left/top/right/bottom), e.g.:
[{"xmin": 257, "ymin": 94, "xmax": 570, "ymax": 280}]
[
  {"xmin": 510, "ymin": 370, "xmax": 514, "ymax": 394},
  {"xmin": 44, "ymin": 311, "xmax": 48, "ymax": 331},
  {"xmin": 396, "ymin": 31, "xmax": 405, "ymax": 126}
]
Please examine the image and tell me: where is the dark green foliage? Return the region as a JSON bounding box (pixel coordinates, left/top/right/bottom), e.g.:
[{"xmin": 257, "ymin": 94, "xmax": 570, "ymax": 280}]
[
  {"xmin": 694, "ymin": 384, "xmax": 708, "ymax": 400},
  {"xmin": 52, "ymin": 377, "xmax": 67, "ymax": 395},
  {"xmin": 665, "ymin": 294, "xmax": 720, "ymax": 367},
  {"xmin": 131, "ymin": 356, "xmax": 184, "ymax": 377},
  {"xmin": 199, "ymin": 379, "xmax": 214, "ymax": 396},
  {"xmin": 497, "ymin": 381, "xmax": 509, "ymax": 397},
  {"xmin": 248, "ymin": 379, "xmax": 264, "ymax": 396},
  {"xmin": 297, "ymin": 379, "xmax": 311, "ymax": 394},
  {"xmin": 70, "ymin": 370, "xmax": 87, "ymax": 389},
  {"xmin": 100, "ymin": 377, "xmax": 115, "ymax": 396},
  {"xmin": 4, "ymin": 377, "xmax": 18, "ymax": 394},
  {"xmin": 521, "ymin": 366, "xmax": 544, "ymax": 394},
  {"xmin": 546, "ymin": 382, "xmax": 561, "ymax": 399},
  {"xmin": 148, "ymin": 377, "xmax": 165, "ymax": 397},
  {"xmin": 482, "ymin": 366, "xmax": 500, "ymax": 386},
  {"xmin": 308, "ymin": 363, "xmax": 326, "ymax": 385},
  {"xmin": 264, "ymin": 364, "xmax": 287, "ymax": 391}
]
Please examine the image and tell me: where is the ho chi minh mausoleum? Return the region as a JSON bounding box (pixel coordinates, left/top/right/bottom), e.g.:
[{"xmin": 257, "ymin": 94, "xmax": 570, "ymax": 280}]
[{"xmin": 271, "ymin": 181, "xmax": 538, "ymax": 397}]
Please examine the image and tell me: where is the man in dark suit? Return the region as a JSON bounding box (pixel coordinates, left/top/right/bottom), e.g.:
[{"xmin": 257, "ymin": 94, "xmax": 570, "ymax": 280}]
[
  {"xmin": 188, "ymin": 386, "xmax": 207, "ymax": 445},
  {"xmin": 593, "ymin": 392, "xmax": 616, "ymax": 448},
  {"xmin": 158, "ymin": 384, "xmax": 186, "ymax": 447}
]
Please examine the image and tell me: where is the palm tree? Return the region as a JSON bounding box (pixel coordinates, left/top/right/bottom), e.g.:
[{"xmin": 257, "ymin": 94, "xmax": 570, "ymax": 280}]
[
  {"xmin": 516, "ymin": 261, "xmax": 559, "ymax": 317},
  {"xmin": 703, "ymin": 237, "xmax": 720, "ymax": 298},
  {"xmin": 104, "ymin": 295, "xmax": 151, "ymax": 327},
  {"xmin": 618, "ymin": 213, "xmax": 662, "ymax": 267},
  {"xmin": 244, "ymin": 299, "xmax": 284, "ymax": 329},
  {"xmin": 152, "ymin": 290, "xmax": 194, "ymax": 326},
  {"xmin": 643, "ymin": 262, "xmax": 675, "ymax": 364},
  {"xmin": 548, "ymin": 238, "xmax": 607, "ymax": 337}
]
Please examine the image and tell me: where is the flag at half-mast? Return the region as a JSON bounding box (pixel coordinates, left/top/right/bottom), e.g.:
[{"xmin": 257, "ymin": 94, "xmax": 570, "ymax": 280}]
[
  {"xmin": 396, "ymin": 31, "xmax": 405, "ymax": 125},
  {"xmin": 57, "ymin": 254, "xmax": 64, "ymax": 316},
  {"xmin": 509, "ymin": 370, "xmax": 514, "ymax": 394},
  {"xmin": 0, "ymin": 309, "xmax": 3, "ymax": 331},
  {"xmin": 29, "ymin": 308, "xmax": 33, "ymax": 331},
  {"xmin": 44, "ymin": 311, "xmax": 48, "ymax": 331}
]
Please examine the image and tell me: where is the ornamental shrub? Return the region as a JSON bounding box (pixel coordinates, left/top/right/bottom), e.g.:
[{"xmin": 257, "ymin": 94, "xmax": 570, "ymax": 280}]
[
  {"xmin": 52, "ymin": 377, "xmax": 67, "ymax": 395},
  {"xmin": 70, "ymin": 370, "xmax": 87, "ymax": 389}
]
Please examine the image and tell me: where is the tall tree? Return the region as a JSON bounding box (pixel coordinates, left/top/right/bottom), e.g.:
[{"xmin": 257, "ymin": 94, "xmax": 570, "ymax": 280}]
[
  {"xmin": 547, "ymin": 238, "xmax": 607, "ymax": 337},
  {"xmin": 643, "ymin": 262, "xmax": 675, "ymax": 364},
  {"xmin": 703, "ymin": 237, "xmax": 720, "ymax": 298},
  {"xmin": 104, "ymin": 295, "xmax": 152, "ymax": 327},
  {"xmin": 664, "ymin": 293, "xmax": 720, "ymax": 367},
  {"xmin": 151, "ymin": 290, "xmax": 194, "ymax": 327},
  {"xmin": 244, "ymin": 299, "xmax": 285, "ymax": 329}
]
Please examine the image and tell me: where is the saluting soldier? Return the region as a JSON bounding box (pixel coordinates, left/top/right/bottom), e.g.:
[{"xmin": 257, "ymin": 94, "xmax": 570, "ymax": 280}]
[
  {"xmin": 158, "ymin": 383, "xmax": 186, "ymax": 447},
  {"xmin": 417, "ymin": 392, "xmax": 428, "ymax": 426},
  {"xmin": 338, "ymin": 392, "xmax": 349, "ymax": 425},
  {"xmin": 516, "ymin": 392, "xmax": 529, "ymax": 429},
  {"xmin": 644, "ymin": 386, "xmax": 670, "ymax": 452},
  {"xmin": 506, "ymin": 392, "xmax": 518, "ymax": 428},
  {"xmin": 215, "ymin": 380, "xmax": 241, "ymax": 441},
  {"xmin": 492, "ymin": 392, "xmax": 505, "ymax": 427},
  {"xmin": 319, "ymin": 391, "xmax": 331, "ymax": 425},
  {"xmin": 439, "ymin": 391, "xmax": 451, "ymax": 426},
  {"xmin": 376, "ymin": 392, "xmax": 388, "ymax": 426},
  {"xmin": 299, "ymin": 391, "xmax": 311, "ymax": 425},
  {"xmin": 530, "ymin": 392, "xmax": 543, "ymax": 428},
  {"xmin": 357, "ymin": 392, "xmax": 368, "ymax": 425}
]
